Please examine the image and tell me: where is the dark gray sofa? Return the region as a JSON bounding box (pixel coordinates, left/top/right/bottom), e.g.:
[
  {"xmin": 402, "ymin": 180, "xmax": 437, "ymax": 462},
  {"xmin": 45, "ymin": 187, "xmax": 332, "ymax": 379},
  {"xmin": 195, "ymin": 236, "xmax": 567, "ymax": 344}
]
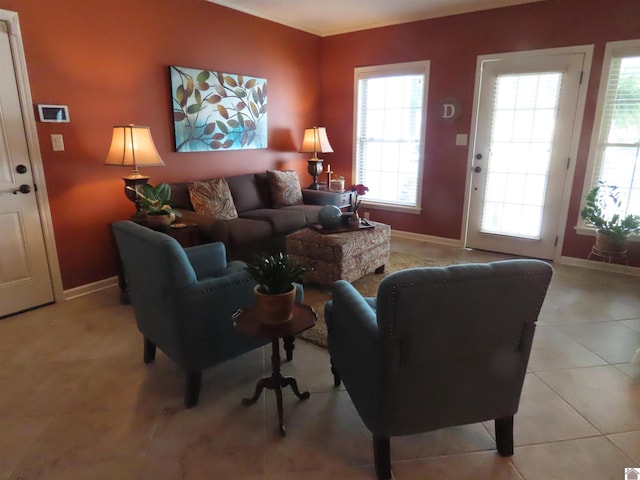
[{"xmin": 170, "ymin": 172, "xmax": 323, "ymax": 258}]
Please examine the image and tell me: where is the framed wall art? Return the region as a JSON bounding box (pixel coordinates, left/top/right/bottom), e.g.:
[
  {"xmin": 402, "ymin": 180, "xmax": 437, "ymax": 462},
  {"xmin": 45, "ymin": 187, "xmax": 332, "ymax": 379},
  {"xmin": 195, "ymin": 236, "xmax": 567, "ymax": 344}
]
[{"xmin": 170, "ymin": 65, "xmax": 268, "ymax": 152}]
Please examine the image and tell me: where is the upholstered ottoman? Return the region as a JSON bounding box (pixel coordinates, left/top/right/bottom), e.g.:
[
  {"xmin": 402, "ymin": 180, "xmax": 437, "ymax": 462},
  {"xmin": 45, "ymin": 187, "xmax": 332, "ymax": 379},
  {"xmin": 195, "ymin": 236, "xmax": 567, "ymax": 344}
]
[{"xmin": 286, "ymin": 221, "xmax": 391, "ymax": 285}]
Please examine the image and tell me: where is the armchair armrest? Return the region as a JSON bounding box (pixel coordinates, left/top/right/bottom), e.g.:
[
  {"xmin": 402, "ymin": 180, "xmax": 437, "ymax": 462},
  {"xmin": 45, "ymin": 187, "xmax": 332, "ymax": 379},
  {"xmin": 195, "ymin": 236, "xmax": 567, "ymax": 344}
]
[
  {"xmin": 327, "ymin": 280, "xmax": 378, "ymax": 341},
  {"xmin": 184, "ymin": 242, "xmax": 228, "ymax": 279}
]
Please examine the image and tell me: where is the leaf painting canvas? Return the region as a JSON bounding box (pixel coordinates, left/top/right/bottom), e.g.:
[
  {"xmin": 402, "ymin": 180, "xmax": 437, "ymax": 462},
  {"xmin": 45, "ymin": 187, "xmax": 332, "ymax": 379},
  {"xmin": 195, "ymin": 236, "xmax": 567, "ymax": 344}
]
[{"xmin": 170, "ymin": 66, "xmax": 268, "ymax": 152}]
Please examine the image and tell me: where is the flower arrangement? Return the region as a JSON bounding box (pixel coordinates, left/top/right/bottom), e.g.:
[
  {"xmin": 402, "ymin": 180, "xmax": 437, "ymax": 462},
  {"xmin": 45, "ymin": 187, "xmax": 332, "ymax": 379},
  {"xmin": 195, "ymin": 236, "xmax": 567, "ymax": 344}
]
[{"xmin": 349, "ymin": 184, "xmax": 369, "ymax": 214}]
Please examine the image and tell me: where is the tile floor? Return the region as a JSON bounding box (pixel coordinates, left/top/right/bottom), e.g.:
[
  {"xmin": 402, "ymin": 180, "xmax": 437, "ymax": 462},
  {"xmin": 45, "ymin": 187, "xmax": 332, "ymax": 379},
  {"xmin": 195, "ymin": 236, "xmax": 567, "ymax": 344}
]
[{"xmin": 1, "ymin": 238, "xmax": 639, "ymax": 480}]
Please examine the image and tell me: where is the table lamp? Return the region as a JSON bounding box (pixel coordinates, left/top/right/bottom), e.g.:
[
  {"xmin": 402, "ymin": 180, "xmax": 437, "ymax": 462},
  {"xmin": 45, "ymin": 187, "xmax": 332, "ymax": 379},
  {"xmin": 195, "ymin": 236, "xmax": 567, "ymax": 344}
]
[
  {"xmin": 299, "ymin": 126, "xmax": 333, "ymax": 190},
  {"xmin": 104, "ymin": 125, "xmax": 164, "ymax": 211}
]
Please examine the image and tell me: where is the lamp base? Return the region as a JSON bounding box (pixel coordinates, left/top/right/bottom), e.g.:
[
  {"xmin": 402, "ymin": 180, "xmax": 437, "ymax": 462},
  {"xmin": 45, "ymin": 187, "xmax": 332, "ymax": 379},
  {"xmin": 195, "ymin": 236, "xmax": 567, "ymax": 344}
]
[
  {"xmin": 122, "ymin": 174, "xmax": 150, "ymax": 211},
  {"xmin": 307, "ymin": 159, "xmax": 323, "ymax": 190}
]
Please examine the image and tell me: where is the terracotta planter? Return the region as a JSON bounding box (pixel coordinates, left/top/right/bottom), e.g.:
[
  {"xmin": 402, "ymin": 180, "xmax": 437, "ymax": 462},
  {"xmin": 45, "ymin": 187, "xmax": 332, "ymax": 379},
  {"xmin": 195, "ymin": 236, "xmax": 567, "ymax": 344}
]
[
  {"xmin": 145, "ymin": 213, "xmax": 172, "ymax": 231},
  {"xmin": 594, "ymin": 231, "xmax": 626, "ymax": 253},
  {"xmin": 254, "ymin": 285, "xmax": 295, "ymax": 324}
]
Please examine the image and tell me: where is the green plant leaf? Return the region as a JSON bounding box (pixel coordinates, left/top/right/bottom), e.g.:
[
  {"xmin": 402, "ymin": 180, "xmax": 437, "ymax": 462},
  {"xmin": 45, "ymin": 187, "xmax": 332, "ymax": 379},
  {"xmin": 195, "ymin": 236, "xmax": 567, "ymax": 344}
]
[
  {"xmin": 227, "ymin": 119, "xmax": 239, "ymax": 128},
  {"xmin": 186, "ymin": 103, "xmax": 201, "ymax": 114},
  {"xmin": 176, "ymin": 85, "xmax": 186, "ymax": 106},
  {"xmin": 216, "ymin": 121, "xmax": 228, "ymax": 134},
  {"xmin": 197, "ymin": 70, "xmax": 210, "ymax": 82}
]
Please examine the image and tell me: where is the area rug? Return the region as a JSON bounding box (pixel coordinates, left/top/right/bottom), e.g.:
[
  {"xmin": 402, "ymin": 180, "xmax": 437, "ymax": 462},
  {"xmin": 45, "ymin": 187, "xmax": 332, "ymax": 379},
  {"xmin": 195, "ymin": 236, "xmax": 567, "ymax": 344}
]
[{"xmin": 299, "ymin": 251, "xmax": 459, "ymax": 348}]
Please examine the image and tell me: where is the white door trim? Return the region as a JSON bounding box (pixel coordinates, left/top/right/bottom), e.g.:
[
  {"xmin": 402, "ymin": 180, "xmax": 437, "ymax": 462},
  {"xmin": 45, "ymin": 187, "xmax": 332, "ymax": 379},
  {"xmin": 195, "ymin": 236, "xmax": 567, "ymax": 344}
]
[
  {"xmin": 1, "ymin": 9, "xmax": 63, "ymax": 302},
  {"xmin": 461, "ymin": 44, "xmax": 593, "ymax": 261}
]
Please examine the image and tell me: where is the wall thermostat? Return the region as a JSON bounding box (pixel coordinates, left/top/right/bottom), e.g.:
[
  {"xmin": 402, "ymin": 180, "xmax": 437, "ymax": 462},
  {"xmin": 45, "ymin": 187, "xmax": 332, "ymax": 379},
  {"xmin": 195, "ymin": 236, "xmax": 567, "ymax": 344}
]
[{"xmin": 37, "ymin": 104, "xmax": 70, "ymax": 123}]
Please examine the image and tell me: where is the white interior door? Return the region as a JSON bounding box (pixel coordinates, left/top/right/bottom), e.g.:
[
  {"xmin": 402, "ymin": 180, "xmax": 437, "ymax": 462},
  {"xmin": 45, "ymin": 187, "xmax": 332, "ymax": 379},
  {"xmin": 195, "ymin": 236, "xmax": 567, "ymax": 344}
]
[
  {"xmin": 466, "ymin": 51, "xmax": 585, "ymax": 259},
  {"xmin": 0, "ymin": 20, "xmax": 54, "ymax": 317}
]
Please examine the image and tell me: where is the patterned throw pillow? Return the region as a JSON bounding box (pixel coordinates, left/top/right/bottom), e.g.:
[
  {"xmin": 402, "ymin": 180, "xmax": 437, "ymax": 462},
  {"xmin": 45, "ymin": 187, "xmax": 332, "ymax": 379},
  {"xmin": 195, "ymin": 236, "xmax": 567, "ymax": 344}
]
[
  {"xmin": 188, "ymin": 178, "xmax": 238, "ymax": 220},
  {"xmin": 267, "ymin": 170, "xmax": 303, "ymax": 207}
]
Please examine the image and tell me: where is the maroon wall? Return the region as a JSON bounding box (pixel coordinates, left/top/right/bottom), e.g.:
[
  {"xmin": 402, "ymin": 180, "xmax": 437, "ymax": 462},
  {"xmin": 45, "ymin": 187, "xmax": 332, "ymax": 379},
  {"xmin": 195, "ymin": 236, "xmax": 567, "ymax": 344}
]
[
  {"xmin": 0, "ymin": 0, "xmax": 321, "ymax": 288},
  {"xmin": 320, "ymin": 0, "xmax": 640, "ymax": 264},
  {"xmin": 1, "ymin": 0, "xmax": 639, "ymax": 291}
]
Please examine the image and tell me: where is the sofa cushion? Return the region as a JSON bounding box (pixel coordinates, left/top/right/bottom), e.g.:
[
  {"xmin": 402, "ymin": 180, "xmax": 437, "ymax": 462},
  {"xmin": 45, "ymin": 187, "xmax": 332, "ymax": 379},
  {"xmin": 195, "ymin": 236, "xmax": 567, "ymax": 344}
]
[
  {"xmin": 266, "ymin": 170, "xmax": 303, "ymax": 207},
  {"xmin": 226, "ymin": 218, "xmax": 273, "ymax": 247},
  {"xmin": 240, "ymin": 208, "xmax": 306, "ymax": 235},
  {"xmin": 282, "ymin": 204, "xmax": 322, "ymax": 224},
  {"xmin": 188, "ymin": 179, "xmax": 239, "ymax": 220},
  {"xmin": 226, "ymin": 174, "xmax": 272, "ymax": 213}
]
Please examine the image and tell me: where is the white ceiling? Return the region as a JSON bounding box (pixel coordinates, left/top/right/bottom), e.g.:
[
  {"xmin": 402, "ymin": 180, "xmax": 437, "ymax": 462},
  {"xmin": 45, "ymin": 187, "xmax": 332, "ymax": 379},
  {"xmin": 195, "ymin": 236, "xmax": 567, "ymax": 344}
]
[{"xmin": 207, "ymin": 0, "xmax": 544, "ymax": 37}]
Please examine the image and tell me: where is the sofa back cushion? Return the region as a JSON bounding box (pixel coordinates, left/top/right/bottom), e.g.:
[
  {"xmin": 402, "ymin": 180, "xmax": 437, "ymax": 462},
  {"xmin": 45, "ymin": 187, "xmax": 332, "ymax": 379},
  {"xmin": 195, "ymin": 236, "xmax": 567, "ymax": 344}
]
[
  {"xmin": 266, "ymin": 170, "xmax": 303, "ymax": 207},
  {"xmin": 226, "ymin": 173, "xmax": 272, "ymax": 213},
  {"xmin": 188, "ymin": 178, "xmax": 238, "ymax": 220},
  {"xmin": 169, "ymin": 181, "xmax": 193, "ymax": 210}
]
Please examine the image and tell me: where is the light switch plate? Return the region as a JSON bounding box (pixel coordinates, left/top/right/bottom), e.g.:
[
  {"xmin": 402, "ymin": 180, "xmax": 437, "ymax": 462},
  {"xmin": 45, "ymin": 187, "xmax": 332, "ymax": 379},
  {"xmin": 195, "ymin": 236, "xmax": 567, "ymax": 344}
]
[
  {"xmin": 51, "ymin": 134, "xmax": 64, "ymax": 151},
  {"xmin": 455, "ymin": 134, "xmax": 468, "ymax": 146}
]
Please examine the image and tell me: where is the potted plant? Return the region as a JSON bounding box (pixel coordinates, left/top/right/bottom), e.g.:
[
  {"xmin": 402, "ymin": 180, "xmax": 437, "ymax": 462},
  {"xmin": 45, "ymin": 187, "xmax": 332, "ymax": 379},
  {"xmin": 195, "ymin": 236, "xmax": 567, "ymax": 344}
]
[
  {"xmin": 580, "ymin": 182, "xmax": 640, "ymax": 252},
  {"xmin": 244, "ymin": 252, "xmax": 310, "ymax": 324},
  {"xmin": 127, "ymin": 183, "xmax": 182, "ymax": 230}
]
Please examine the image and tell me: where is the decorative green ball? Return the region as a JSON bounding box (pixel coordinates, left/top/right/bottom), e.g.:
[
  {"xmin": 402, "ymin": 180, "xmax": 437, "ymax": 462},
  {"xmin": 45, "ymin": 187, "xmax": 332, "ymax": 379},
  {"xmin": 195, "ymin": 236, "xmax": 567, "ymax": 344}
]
[{"xmin": 318, "ymin": 205, "xmax": 342, "ymax": 229}]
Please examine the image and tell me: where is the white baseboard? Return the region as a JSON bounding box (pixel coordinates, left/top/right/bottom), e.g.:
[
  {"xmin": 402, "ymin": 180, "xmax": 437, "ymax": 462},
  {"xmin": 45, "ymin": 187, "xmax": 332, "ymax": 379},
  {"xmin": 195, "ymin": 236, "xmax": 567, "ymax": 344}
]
[
  {"xmin": 63, "ymin": 276, "xmax": 118, "ymax": 300},
  {"xmin": 391, "ymin": 229, "xmax": 463, "ymax": 248},
  {"xmin": 558, "ymin": 256, "xmax": 640, "ymax": 276}
]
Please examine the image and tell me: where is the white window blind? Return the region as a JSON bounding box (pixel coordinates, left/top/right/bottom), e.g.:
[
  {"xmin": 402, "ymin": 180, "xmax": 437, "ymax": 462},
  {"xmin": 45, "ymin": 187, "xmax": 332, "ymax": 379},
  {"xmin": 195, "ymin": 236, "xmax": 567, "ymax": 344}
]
[
  {"xmin": 481, "ymin": 72, "xmax": 563, "ymax": 239},
  {"xmin": 587, "ymin": 41, "xmax": 640, "ymax": 219},
  {"xmin": 354, "ymin": 61, "xmax": 429, "ymax": 210}
]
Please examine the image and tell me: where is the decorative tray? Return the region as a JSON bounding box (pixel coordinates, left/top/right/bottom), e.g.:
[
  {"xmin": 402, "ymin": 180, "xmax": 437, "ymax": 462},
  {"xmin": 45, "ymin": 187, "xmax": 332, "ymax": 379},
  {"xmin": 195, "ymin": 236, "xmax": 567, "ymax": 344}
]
[{"xmin": 309, "ymin": 222, "xmax": 374, "ymax": 234}]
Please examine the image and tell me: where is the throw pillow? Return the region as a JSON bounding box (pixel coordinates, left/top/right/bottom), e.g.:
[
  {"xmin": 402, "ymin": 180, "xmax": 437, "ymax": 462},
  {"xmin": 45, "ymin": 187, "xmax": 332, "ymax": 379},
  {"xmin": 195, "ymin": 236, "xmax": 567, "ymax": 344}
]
[
  {"xmin": 267, "ymin": 170, "xmax": 303, "ymax": 207},
  {"xmin": 188, "ymin": 178, "xmax": 238, "ymax": 220}
]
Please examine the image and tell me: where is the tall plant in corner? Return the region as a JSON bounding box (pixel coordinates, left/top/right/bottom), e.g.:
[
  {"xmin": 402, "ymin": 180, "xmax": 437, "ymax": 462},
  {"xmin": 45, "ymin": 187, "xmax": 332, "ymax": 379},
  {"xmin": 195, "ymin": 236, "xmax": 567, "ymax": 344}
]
[{"xmin": 580, "ymin": 181, "xmax": 640, "ymax": 251}]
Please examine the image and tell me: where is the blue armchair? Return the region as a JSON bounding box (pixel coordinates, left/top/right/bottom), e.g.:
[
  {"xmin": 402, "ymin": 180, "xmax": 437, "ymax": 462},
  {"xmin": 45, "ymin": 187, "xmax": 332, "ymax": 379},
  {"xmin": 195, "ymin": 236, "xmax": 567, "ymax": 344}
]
[
  {"xmin": 325, "ymin": 260, "xmax": 552, "ymax": 480},
  {"xmin": 112, "ymin": 220, "xmax": 300, "ymax": 407}
]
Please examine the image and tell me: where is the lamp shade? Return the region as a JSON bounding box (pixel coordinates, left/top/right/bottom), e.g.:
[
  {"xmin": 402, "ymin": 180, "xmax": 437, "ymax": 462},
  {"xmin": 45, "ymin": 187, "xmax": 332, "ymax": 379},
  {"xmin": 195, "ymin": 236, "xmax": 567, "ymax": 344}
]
[
  {"xmin": 104, "ymin": 125, "xmax": 164, "ymax": 173},
  {"xmin": 299, "ymin": 127, "xmax": 333, "ymax": 156}
]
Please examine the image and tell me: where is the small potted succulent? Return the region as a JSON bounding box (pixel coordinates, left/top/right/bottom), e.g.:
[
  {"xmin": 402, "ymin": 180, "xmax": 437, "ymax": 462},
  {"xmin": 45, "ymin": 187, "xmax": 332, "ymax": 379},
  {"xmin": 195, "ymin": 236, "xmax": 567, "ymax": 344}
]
[
  {"xmin": 244, "ymin": 252, "xmax": 310, "ymax": 324},
  {"xmin": 127, "ymin": 183, "xmax": 182, "ymax": 230},
  {"xmin": 580, "ymin": 182, "xmax": 640, "ymax": 252}
]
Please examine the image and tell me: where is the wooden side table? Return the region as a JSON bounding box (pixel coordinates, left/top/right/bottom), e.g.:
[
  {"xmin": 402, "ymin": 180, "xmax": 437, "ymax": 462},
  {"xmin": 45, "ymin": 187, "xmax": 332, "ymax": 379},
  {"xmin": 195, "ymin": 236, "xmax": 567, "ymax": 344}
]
[
  {"xmin": 302, "ymin": 189, "xmax": 352, "ymax": 208},
  {"xmin": 233, "ymin": 303, "xmax": 317, "ymax": 436}
]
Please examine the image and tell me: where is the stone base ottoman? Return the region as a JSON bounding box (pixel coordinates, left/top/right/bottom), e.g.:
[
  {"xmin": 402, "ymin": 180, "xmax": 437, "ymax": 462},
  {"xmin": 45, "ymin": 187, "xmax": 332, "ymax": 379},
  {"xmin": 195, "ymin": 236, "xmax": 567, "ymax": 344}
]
[{"xmin": 286, "ymin": 221, "xmax": 391, "ymax": 285}]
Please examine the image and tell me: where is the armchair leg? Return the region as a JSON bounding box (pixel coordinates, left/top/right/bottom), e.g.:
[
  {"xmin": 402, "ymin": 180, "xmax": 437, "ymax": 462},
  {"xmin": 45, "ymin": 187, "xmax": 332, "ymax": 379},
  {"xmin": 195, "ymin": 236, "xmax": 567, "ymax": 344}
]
[
  {"xmin": 143, "ymin": 337, "xmax": 156, "ymax": 364},
  {"xmin": 184, "ymin": 370, "xmax": 202, "ymax": 408},
  {"xmin": 330, "ymin": 359, "xmax": 341, "ymax": 387},
  {"xmin": 373, "ymin": 436, "xmax": 391, "ymax": 480},
  {"xmin": 283, "ymin": 335, "xmax": 295, "ymax": 361},
  {"xmin": 495, "ymin": 416, "xmax": 514, "ymax": 457}
]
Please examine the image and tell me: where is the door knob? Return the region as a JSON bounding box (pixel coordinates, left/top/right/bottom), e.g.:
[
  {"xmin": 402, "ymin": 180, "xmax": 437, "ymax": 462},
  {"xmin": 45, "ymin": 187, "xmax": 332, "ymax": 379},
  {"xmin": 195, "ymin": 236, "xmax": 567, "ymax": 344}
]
[
  {"xmin": 16, "ymin": 164, "xmax": 27, "ymax": 174},
  {"xmin": 13, "ymin": 184, "xmax": 31, "ymax": 194},
  {"xmin": 474, "ymin": 166, "xmax": 482, "ymax": 173}
]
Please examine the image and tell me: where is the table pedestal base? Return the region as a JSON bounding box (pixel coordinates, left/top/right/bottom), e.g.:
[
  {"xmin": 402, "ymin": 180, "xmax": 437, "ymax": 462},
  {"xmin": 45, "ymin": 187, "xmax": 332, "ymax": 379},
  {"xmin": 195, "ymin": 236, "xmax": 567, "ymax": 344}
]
[{"xmin": 242, "ymin": 337, "xmax": 309, "ymax": 436}]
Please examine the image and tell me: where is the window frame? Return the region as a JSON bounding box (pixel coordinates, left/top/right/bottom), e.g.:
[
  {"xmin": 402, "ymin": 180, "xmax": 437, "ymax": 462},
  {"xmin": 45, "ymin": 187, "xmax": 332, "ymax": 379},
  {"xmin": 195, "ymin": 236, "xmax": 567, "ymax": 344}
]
[
  {"xmin": 352, "ymin": 61, "xmax": 430, "ymax": 214},
  {"xmin": 578, "ymin": 39, "xmax": 640, "ymax": 241}
]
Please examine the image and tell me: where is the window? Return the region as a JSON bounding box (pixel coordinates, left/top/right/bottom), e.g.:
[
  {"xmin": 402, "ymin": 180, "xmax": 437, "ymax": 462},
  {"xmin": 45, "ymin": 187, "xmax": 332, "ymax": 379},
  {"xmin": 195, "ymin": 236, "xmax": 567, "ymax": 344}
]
[
  {"xmin": 354, "ymin": 61, "xmax": 429, "ymax": 212},
  {"xmin": 582, "ymin": 40, "xmax": 640, "ymax": 225}
]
